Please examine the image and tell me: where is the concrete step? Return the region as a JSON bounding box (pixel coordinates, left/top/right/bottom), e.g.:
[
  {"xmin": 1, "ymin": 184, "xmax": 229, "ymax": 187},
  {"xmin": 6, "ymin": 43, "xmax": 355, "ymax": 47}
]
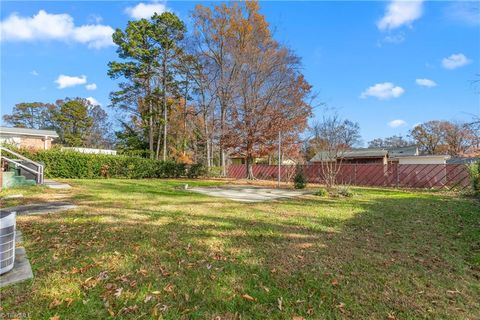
[
  {"xmin": 2, "ymin": 173, "xmax": 37, "ymax": 188},
  {"xmin": 2, "ymin": 171, "xmax": 15, "ymax": 178},
  {"xmin": 12, "ymin": 175, "xmax": 26, "ymax": 183}
]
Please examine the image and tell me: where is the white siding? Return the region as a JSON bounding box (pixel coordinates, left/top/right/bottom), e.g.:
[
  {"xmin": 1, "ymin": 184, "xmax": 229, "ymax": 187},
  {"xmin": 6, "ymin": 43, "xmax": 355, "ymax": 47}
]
[{"xmin": 398, "ymin": 156, "xmax": 449, "ymax": 165}]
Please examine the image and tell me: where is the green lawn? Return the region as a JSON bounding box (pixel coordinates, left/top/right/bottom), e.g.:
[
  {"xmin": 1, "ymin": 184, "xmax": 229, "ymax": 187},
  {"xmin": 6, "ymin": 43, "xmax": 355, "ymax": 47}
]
[{"xmin": 1, "ymin": 179, "xmax": 479, "ymax": 319}]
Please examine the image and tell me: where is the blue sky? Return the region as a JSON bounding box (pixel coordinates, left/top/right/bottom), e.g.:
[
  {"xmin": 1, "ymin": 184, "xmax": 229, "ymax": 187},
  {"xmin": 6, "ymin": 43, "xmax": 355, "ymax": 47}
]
[{"xmin": 1, "ymin": 1, "xmax": 479, "ymax": 144}]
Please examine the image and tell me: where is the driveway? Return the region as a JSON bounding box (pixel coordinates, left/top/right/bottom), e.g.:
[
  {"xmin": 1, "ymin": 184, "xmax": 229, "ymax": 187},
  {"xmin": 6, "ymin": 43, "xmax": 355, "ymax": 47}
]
[{"xmin": 189, "ymin": 185, "xmax": 309, "ymax": 202}]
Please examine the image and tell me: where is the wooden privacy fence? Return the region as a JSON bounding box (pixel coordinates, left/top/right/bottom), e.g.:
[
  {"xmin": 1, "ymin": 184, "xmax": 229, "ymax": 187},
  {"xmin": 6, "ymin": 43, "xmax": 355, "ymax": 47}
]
[{"xmin": 227, "ymin": 163, "xmax": 471, "ymax": 190}]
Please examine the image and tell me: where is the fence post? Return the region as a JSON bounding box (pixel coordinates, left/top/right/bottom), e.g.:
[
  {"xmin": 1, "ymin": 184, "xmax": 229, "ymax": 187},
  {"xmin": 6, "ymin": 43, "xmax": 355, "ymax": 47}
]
[
  {"xmin": 354, "ymin": 164, "xmax": 357, "ymax": 185},
  {"xmin": 396, "ymin": 164, "xmax": 399, "ymax": 188}
]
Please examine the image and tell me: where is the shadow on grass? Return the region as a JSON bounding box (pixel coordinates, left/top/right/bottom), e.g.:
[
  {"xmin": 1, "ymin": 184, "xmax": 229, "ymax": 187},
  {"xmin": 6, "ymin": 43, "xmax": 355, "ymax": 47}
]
[{"xmin": 2, "ymin": 183, "xmax": 479, "ymax": 319}]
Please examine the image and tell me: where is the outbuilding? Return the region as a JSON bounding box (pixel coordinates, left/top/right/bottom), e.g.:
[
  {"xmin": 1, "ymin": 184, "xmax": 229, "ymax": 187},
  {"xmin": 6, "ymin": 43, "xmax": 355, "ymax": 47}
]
[
  {"xmin": 0, "ymin": 126, "xmax": 58, "ymax": 150},
  {"xmin": 398, "ymin": 155, "xmax": 450, "ymax": 165}
]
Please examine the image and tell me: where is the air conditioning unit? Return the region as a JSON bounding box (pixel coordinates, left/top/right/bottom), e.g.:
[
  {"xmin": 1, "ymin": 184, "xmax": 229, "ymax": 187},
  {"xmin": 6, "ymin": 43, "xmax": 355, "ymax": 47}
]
[{"xmin": 0, "ymin": 211, "xmax": 16, "ymax": 274}]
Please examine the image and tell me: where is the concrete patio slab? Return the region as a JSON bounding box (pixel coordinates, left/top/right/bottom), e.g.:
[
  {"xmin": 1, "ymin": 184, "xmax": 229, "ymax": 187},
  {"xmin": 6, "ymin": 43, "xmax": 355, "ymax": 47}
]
[
  {"xmin": 0, "ymin": 247, "xmax": 33, "ymax": 288},
  {"xmin": 44, "ymin": 179, "xmax": 71, "ymax": 189},
  {"xmin": 1, "ymin": 201, "xmax": 77, "ymax": 216},
  {"xmin": 190, "ymin": 185, "xmax": 310, "ymax": 202},
  {"xmin": 16, "ymin": 230, "xmax": 23, "ymax": 243}
]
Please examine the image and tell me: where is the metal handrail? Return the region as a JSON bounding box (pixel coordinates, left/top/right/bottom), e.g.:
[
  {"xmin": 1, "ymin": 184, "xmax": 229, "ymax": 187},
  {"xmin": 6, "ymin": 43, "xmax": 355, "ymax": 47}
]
[
  {"xmin": 1, "ymin": 156, "xmax": 40, "ymax": 176},
  {"xmin": 0, "ymin": 146, "xmax": 43, "ymax": 167},
  {"xmin": 0, "ymin": 146, "xmax": 44, "ymax": 184}
]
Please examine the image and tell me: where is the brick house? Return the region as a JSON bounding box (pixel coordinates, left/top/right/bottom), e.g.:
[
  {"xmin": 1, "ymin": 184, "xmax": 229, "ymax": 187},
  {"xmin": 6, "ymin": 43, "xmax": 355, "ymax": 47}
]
[
  {"xmin": 0, "ymin": 126, "xmax": 59, "ymax": 150},
  {"xmin": 310, "ymin": 146, "xmax": 420, "ymax": 164}
]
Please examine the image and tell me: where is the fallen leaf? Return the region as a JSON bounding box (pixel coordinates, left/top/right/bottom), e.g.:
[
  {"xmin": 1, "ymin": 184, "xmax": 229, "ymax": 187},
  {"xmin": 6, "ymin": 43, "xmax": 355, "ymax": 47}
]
[
  {"xmin": 151, "ymin": 291, "xmax": 161, "ymax": 295},
  {"xmin": 277, "ymin": 297, "xmax": 283, "ymax": 310},
  {"xmin": 292, "ymin": 317, "xmax": 304, "ymax": 320},
  {"xmin": 159, "ymin": 304, "xmax": 168, "ymax": 312},
  {"xmin": 137, "ymin": 269, "xmax": 148, "ymax": 276},
  {"xmin": 50, "ymin": 316, "xmax": 60, "ymax": 320},
  {"xmin": 242, "ymin": 294, "xmax": 256, "ymax": 302},
  {"xmin": 114, "ymin": 287, "xmax": 123, "ymax": 298},
  {"xmin": 49, "ymin": 298, "xmax": 62, "ymax": 309},
  {"xmin": 144, "ymin": 295, "xmax": 153, "ymax": 303},
  {"xmin": 446, "ymin": 289, "xmax": 460, "ymax": 295},
  {"xmin": 64, "ymin": 298, "xmax": 74, "ymax": 307},
  {"xmin": 331, "ymin": 278, "xmax": 339, "ymax": 286},
  {"xmin": 151, "ymin": 305, "xmax": 158, "ymax": 317},
  {"xmin": 163, "ymin": 283, "xmax": 174, "ymax": 293}
]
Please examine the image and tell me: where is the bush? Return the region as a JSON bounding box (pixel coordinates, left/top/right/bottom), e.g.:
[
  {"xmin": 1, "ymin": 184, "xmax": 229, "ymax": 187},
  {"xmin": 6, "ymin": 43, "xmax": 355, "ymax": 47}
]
[
  {"xmin": 206, "ymin": 166, "xmax": 223, "ymax": 178},
  {"xmin": 293, "ymin": 167, "xmax": 307, "ymax": 189},
  {"xmin": 12, "ymin": 147, "xmax": 203, "ymax": 179},
  {"xmin": 331, "ymin": 186, "xmax": 353, "ymax": 198},
  {"xmin": 469, "ymin": 161, "xmax": 480, "ymax": 196},
  {"xmin": 314, "ymin": 188, "xmax": 328, "ymax": 197},
  {"xmin": 187, "ymin": 163, "xmax": 207, "ymax": 178}
]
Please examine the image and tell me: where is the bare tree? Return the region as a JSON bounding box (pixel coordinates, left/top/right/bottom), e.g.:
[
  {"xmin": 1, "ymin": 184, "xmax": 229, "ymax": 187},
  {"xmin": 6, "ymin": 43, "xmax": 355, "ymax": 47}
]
[
  {"xmin": 410, "ymin": 120, "xmax": 476, "ymax": 156},
  {"xmin": 310, "ymin": 115, "xmax": 361, "ymax": 188},
  {"xmin": 442, "ymin": 122, "xmax": 474, "ymax": 155},
  {"xmin": 368, "ymin": 135, "xmax": 412, "ymax": 148},
  {"xmin": 220, "ymin": 2, "xmax": 312, "ymax": 179},
  {"xmin": 192, "ymin": 4, "xmax": 242, "ymax": 175},
  {"xmin": 410, "ymin": 121, "xmax": 447, "ymax": 154}
]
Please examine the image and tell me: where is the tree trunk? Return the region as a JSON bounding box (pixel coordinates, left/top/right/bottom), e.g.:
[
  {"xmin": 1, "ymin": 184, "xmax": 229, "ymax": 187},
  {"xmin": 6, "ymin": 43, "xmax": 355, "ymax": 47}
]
[
  {"xmin": 155, "ymin": 124, "xmax": 162, "ymax": 160},
  {"xmin": 162, "ymin": 51, "xmax": 168, "ymax": 161},
  {"xmin": 246, "ymin": 155, "xmax": 255, "ymax": 180},
  {"xmin": 183, "ymin": 73, "xmax": 188, "ymax": 155},
  {"xmin": 149, "ymin": 100, "xmax": 154, "ymax": 159},
  {"xmin": 219, "ymin": 99, "xmax": 227, "ymax": 176},
  {"xmin": 204, "ymin": 112, "xmax": 211, "ymax": 167}
]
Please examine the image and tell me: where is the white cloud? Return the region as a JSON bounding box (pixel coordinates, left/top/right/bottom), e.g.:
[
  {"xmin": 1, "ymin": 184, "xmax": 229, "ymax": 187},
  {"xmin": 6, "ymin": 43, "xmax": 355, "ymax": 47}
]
[
  {"xmin": 446, "ymin": 2, "xmax": 480, "ymax": 26},
  {"xmin": 55, "ymin": 74, "xmax": 87, "ymax": 89},
  {"xmin": 85, "ymin": 83, "xmax": 97, "ymax": 90},
  {"xmin": 30, "ymin": 70, "xmax": 39, "ymax": 76},
  {"xmin": 360, "ymin": 82, "xmax": 404, "ymax": 100},
  {"xmin": 381, "ymin": 33, "xmax": 405, "ymax": 45},
  {"xmin": 0, "ymin": 10, "xmax": 114, "ymax": 49},
  {"xmin": 72, "ymin": 25, "xmax": 115, "ymax": 49},
  {"xmin": 388, "ymin": 119, "xmax": 407, "ymax": 128},
  {"xmin": 86, "ymin": 97, "xmax": 101, "ymax": 106},
  {"xmin": 377, "ymin": 0, "xmax": 423, "ymax": 31},
  {"xmin": 441, "ymin": 53, "xmax": 471, "ymax": 70},
  {"xmin": 125, "ymin": 2, "xmax": 168, "ymax": 19},
  {"xmin": 415, "ymin": 78, "xmax": 437, "ymax": 88}
]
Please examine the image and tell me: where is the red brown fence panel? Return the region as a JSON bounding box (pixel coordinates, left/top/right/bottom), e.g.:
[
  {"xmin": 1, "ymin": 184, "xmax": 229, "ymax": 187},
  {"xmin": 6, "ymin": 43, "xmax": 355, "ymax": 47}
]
[{"xmin": 227, "ymin": 163, "xmax": 471, "ymax": 190}]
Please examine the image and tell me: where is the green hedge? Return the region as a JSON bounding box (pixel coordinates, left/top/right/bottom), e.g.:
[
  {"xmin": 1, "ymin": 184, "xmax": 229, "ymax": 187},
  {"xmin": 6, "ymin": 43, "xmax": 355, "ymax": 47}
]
[
  {"xmin": 469, "ymin": 161, "xmax": 480, "ymax": 196},
  {"xmin": 15, "ymin": 148, "xmax": 204, "ymax": 179}
]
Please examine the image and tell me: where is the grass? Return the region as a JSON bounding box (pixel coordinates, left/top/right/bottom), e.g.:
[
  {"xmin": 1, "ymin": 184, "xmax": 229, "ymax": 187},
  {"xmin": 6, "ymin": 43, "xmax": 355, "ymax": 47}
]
[{"xmin": 0, "ymin": 179, "xmax": 479, "ymax": 319}]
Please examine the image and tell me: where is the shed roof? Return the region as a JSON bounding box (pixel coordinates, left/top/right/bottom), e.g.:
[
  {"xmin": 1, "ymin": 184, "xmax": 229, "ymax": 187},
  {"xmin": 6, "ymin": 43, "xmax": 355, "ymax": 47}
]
[
  {"xmin": 310, "ymin": 148, "xmax": 387, "ymax": 162},
  {"xmin": 387, "ymin": 145, "xmax": 418, "ymax": 158},
  {"xmin": 0, "ymin": 126, "xmax": 59, "ymax": 138}
]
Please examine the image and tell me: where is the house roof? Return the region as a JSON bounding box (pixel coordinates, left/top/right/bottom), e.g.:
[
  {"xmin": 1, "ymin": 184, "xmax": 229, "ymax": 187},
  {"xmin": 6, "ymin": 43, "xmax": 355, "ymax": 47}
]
[
  {"xmin": 387, "ymin": 145, "xmax": 418, "ymax": 158},
  {"xmin": 447, "ymin": 157, "xmax": 479, "ymax": 164},
  {"xmin": 310, "ymin": 145, "xmax": 420, "ymax": 162},
  {"xmin": 0, "ymin": 126, "xmax": 59, "ymax": 138},
  {"xmin": 400, "ymin": 155, "xmax": 451, "ymax": 160},
  {"xmin": 310, "ymin": 148, "xmax": 387, "ymax": 162}
]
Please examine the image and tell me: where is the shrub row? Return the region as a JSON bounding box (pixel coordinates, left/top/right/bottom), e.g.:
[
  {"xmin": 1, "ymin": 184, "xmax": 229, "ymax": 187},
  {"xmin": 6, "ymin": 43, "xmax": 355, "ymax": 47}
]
[
  {"xmin": 469, "ymin": 161, "xmax": 480, "ymax": 196},
  {"xmin": 17, "ymin": 148, "xmax": 205, "ymax": 179}
]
